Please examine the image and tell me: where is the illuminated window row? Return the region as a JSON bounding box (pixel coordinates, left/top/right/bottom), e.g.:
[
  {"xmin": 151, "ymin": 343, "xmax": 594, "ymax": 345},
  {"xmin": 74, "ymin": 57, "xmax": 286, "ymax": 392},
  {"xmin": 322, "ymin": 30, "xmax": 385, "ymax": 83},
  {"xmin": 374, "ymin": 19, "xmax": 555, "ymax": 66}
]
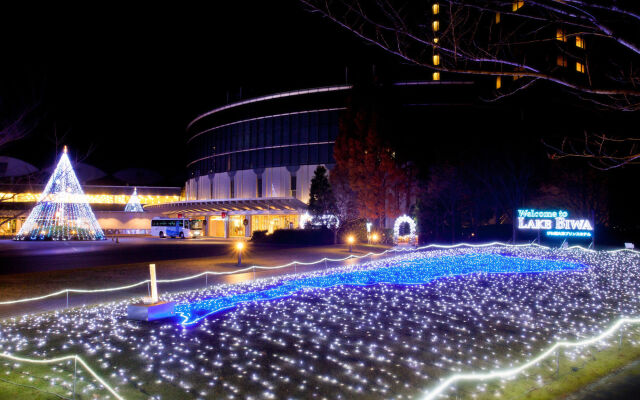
[
  {"xmin": 557, "ymin": 56, "xmax": 586, "ymax": 73},
  {"xmin": 512, "ymin": 0, "xmax": 524, "ymax": 12},
  {"xmin": 0, "ymin": 192, "xmax": 181, "ymax": 205},
  {"xmin": 557, "ymin": 28, "xmax": 585, "ymax": 48}
]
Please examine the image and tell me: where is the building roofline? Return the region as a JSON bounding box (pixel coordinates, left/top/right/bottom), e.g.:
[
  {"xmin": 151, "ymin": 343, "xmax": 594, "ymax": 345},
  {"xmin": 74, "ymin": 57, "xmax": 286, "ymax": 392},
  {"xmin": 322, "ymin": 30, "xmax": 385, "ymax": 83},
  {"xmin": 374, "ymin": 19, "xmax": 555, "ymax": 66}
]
[
  {"xmin": 187, "ymin": 107, "xmax": 345, "ymax": 144},
  {"xmin": 186, "ymin": 85, "xmax": 353, "ymax": 131}
]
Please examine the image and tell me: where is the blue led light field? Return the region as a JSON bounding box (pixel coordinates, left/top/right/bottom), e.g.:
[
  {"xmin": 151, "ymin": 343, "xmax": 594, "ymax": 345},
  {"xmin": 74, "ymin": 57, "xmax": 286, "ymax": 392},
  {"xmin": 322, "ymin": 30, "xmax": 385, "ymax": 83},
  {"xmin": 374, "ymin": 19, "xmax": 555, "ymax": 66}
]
[
  {"xmin": 3, "ymin": 246, "xmax": 639, "ymax": 400},
  {"xmin": 176, "ymin": 253, "xmax": 585, "ymax": 325}
]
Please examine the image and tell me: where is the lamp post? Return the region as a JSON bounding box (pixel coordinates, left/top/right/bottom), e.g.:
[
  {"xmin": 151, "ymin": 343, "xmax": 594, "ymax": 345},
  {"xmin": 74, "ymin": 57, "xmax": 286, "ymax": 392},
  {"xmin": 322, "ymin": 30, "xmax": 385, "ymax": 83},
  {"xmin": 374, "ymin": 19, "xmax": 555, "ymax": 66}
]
[
  {"xmin": 347, "ymin": 235, "xmax": 354, "ymax": 252},
  {"xmin": 371, "ymin": 233, "xmax": 379, "ymax": 244},
  {"xmin": 236, "ymin": 241, "xmax": 244, "ymax": 265}
]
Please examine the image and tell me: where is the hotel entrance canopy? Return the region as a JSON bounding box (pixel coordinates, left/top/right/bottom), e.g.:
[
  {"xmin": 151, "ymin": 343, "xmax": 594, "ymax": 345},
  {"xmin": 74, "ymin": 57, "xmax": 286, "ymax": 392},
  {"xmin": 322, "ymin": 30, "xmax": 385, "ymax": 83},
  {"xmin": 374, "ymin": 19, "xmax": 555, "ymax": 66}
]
[{"xmin": 144, "ymin": 197, "xmax": 308, "ymax": 215}]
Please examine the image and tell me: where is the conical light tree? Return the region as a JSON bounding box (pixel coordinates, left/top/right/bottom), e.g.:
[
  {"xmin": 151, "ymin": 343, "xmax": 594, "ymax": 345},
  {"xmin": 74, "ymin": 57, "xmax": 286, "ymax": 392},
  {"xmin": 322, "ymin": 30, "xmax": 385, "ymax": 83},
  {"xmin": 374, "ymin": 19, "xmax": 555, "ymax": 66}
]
[
  {"xmin": 15, "ymin": 147, "xmax": 105, "ymax": 241},
  {"xmin": 124, "ymin": 187, "xmax": 144, "ymax": 212}
]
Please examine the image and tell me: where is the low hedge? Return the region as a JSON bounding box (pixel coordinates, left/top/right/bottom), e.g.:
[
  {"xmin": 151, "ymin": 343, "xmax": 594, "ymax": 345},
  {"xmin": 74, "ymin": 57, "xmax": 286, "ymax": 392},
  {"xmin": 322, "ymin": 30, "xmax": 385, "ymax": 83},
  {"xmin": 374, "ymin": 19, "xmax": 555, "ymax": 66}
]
[{"xmin": 251, "ymin": 228, "xmax": 335, "ymax": 245}]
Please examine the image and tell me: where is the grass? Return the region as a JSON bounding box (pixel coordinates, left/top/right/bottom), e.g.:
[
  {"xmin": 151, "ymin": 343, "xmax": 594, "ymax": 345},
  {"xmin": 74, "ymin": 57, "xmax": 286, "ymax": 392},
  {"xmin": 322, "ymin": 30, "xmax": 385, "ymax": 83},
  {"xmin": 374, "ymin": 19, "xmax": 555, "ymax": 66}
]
[
  {"xmin": 453, "ymin": 325, "xmax": 640, "ymax": 399},
  {"xmin": 2, "ymin": 246, "xmax": 640, "ymax": 399},
  {"xmin": 2, "ymin": 324, "xmax": 640, "ymax": 399}
]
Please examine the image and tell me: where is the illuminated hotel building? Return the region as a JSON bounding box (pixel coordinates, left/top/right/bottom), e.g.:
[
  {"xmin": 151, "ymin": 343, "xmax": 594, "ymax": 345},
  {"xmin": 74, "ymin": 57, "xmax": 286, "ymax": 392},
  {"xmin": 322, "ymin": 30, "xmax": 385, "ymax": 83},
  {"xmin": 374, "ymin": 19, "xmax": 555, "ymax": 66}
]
[{"xmin": 146, "ymin": 85, "xmax": 348, "ymax": 238}]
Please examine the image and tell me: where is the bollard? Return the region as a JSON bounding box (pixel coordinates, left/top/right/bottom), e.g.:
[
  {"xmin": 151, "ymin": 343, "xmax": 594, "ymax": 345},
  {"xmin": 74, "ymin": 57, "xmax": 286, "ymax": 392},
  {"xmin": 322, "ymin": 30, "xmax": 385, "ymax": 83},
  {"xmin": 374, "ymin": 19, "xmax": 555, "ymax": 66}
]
[
  {"xmin": 253, "ymin": 266, "xmax": 256, "ymax": 280},
  {"xmin": 147, "ymin": 281, "xmax": 150, "ymax": 297},
  {"xmin": 294, "ymin": 262, "xmax": 297, "ymax": 274},
  {"xmin": 149, "ymin": 264, "xmax": 158, "ymax": 303},
  {"xmin": 205, "ymin": 273, "xmax": 208, "ymax": 288},
  {"xmin": 66, "ymin": 290, "xmax": 69, "ymax": 308}
]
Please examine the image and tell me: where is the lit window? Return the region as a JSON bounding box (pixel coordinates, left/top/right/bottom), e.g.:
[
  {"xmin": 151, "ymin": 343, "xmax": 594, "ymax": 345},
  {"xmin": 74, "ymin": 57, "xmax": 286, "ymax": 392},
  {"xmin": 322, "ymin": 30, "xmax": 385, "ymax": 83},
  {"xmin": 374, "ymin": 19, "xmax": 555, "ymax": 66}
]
[
  {"xmin": 495, "ymin": 76, "xmax": 502, "ymax": 89},
  {"xmin": 576, "ymin": 62, "xmax": 585, "ymax": 73},
  {"xmin": 432, "ymin": 20, "xmax": 439, "ymax": 31},
  {"xmin": 556, "ymin": 28, "xmax": 566, "ymax": 42},
  {"xmin": 576, "ymin": 35, "xmax": 585, "ymax": 48},
  {"xmin": 557, "ymin": 55, "xmax": 567, "ymax": 67},
  {"xmin": 433, "ymin": 72, "xmax": 440, "ymax": 81},
  {"xmin": 433, "ymin": 54, "xmax": 440, "ymax": 65},
  {"xmin": 432, "ymin": 3, "xmax": 439, "ymax": 15},
  {"xmin": 495, "ymin": 12, "xmax": 501, "ymax": 24},
  {"xmin": 512, "ymin": 0, "xmax": 524, "ymax": 11}
]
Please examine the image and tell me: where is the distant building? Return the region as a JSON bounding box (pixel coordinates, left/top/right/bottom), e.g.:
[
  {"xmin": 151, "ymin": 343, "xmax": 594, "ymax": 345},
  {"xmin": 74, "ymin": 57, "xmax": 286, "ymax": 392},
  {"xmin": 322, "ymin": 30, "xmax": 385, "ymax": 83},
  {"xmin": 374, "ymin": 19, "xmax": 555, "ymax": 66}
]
[
  {"xmin": 0, "ymin": 182, "xmax": 181, "ymax": 236},
  {"xmin": 146, "ymin": 85, "xmax": 348, "ymax": 238},
  {"xmin": 147, "ymin": 81, "xmax": 474, "ymax": 238}
]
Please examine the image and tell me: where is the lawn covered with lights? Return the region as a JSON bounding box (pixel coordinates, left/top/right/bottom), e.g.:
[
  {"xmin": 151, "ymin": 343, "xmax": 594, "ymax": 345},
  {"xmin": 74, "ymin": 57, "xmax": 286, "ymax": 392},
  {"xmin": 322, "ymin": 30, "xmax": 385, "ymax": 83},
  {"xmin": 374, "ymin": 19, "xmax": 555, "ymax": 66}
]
[{"xmin": 1, "ymin": 246, "xmax": 640, "ymax": 399}]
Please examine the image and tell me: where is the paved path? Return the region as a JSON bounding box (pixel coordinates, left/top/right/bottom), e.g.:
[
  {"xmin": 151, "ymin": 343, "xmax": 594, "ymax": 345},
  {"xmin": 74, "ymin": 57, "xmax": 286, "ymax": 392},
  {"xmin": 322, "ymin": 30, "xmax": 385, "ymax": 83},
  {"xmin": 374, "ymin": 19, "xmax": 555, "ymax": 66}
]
[
  {"xmin": 0, "ymin": 237, "xmax": 246, "ymax": 274},
  {"xmin": 0, "ymin": 239, "xmax": 394, "ymax": 318}
]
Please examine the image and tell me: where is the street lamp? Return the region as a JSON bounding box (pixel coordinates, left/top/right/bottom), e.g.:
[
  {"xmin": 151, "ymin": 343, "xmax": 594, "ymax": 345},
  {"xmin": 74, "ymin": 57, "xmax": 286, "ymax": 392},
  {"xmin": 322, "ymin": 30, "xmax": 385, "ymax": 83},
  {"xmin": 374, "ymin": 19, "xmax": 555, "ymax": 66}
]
[
  {"xmin": 236, "ymin": 241, "xmax": 244, "ymax": 265},
  {"xmin": 347, "ymin": 235, "xmax": 355, "ymax": 252},
  {"xmin": 371, "ymin": 233, "xmax": 379, "ymax": 243}
]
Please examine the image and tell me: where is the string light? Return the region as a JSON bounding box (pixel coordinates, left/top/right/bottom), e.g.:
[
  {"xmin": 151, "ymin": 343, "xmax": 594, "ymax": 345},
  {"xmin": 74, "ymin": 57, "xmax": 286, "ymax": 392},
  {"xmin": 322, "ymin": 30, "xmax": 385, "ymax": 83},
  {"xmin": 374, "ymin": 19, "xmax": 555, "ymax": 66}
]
[
  {"xmin": 14, "ymin": 148, "xmax": 105, "ymax": 241},
  {"xmin": 124, "ymin": 187, "xmax": 144, "ymax": 212},
  {"xmin": 0, "ymin": 352, "xmax": 124, "ymax": 400},
  {"xmin": 1, "ymin": 244, "xmax": 640, "ymax": 399},
  {"xmin": 0, "ymin": 241, "xmax": 636, "ymax": 306},
  {"xmin": 420, "ymin": 316, "xmax": 640, "ymax": 400},
  {"xmin": 393, "ymin": 214, "xmax": 417, "ymax": 243},
  {"xmin": 175, "ymin": 253, "xmax": 584, "ymax": 326}
]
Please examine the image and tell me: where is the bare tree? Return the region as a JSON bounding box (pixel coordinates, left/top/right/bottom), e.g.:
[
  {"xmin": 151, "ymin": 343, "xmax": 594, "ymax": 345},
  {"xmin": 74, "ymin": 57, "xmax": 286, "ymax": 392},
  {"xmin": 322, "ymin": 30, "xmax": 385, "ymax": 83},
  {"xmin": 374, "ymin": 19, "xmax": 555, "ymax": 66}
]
[
  {"xmin": 301, "ymin": 0, "xmax": 640, "ymax": 167},
  {"xmin": 0, "ymin": 108, "xmax": 38, "ymax": 151},
  {"xmin": 0, "ymin": 106, "xmax": 40, "ymax": 234},
  {"xmin": 543, "ymin": 132, "xmax": 640, "ymax": 169}
]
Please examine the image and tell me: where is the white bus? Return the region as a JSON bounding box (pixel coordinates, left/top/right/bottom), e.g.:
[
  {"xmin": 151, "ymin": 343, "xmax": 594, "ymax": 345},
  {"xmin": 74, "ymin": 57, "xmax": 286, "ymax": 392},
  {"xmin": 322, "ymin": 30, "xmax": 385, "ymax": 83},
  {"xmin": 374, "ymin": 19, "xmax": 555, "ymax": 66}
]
[{"xmin": 151, "ymin": 217, "xmax": 203, "ymax": 238}]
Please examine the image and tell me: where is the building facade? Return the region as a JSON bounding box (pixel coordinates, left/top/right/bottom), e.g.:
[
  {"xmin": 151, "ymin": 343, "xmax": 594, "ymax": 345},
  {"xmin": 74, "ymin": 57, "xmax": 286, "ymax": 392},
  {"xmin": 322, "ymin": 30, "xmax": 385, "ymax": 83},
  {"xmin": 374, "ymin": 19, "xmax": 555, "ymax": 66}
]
[
  {"xmin": 0, "ymin": 184, "xmax": 182, "ymax": 236},
  {"xmin": 147, "ymin": 85, "xmax": 350, "ymax": 238}
]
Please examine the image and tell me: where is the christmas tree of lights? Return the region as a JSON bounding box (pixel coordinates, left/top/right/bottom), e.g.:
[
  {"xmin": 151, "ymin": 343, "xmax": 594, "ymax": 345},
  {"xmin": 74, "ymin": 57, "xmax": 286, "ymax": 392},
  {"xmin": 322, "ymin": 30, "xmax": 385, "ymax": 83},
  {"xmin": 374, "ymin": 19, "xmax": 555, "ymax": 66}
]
[
  {"xmin": 124, "ymin": 187, "xmax": 144, "ymax": 212},
  {"xmin": 15, "ymin": 147, "xmax": 105, "ymax": 241}
]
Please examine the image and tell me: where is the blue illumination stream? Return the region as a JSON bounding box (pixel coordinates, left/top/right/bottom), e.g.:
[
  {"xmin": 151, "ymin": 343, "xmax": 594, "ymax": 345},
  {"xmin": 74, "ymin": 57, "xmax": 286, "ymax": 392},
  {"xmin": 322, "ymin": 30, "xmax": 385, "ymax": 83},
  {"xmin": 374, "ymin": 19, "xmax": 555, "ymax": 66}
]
[{"xmin": 175, "ymin": 253, "xmax": 585, "ymax": 326}]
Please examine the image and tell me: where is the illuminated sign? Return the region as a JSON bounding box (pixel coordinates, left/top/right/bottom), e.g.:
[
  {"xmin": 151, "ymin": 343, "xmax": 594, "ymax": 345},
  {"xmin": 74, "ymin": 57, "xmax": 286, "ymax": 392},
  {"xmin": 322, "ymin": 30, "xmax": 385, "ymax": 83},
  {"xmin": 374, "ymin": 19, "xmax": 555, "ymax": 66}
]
[{"xmin": 517, "ymin": 209, "xmax": 593, "ymax": 238}]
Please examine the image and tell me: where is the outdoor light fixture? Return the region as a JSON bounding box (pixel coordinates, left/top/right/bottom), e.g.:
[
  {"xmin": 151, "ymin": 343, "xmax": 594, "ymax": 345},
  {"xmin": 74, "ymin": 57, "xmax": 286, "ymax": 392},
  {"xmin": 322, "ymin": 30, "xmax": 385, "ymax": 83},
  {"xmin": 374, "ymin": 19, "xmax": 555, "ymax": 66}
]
[
  {"xmin": 347, "ymin": 235, "xmax": 355, "ymax": 252},
  {"xmin": 236, "ymin": 241, "xmax": 245, "ymax": 265},
  {"xmin": 371, "ymin": 233, "xmax": 379, "ymax": 242}
]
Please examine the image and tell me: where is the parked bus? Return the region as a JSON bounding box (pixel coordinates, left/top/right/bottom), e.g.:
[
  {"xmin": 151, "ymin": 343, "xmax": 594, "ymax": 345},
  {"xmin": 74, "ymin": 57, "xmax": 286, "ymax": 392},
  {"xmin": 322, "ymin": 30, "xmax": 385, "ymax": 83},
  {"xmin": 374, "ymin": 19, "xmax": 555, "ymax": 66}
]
[{"xmin": 151, "ymin": 217, "xmax": 203, "ymax": 238}]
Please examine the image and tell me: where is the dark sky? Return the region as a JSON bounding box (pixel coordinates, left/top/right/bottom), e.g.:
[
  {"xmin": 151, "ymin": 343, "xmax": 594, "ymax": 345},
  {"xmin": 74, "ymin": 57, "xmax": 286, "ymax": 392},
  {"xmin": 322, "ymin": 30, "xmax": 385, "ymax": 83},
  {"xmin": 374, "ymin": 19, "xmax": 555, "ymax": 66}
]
[{"xmin": 0, "ymin": 1, "xmax": 385, "ymax": 185}]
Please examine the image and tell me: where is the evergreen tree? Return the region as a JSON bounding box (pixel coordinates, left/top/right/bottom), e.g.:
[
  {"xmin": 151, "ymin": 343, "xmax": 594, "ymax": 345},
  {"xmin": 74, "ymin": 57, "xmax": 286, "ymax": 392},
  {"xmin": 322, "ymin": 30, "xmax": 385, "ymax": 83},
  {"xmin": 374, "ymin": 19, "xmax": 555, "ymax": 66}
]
[{"xmin": 308, "ymin": 166, "xmax": 337, "ymax": 228}]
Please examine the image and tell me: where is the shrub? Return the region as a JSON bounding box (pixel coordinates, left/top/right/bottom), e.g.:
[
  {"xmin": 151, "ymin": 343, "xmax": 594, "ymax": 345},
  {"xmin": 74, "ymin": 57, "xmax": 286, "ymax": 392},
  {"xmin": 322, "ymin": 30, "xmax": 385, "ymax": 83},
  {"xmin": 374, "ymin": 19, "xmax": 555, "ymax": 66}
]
[
  {"xmin": 251, "ymin": 230, "xmax": 268, "ymax": 242},
  {"xmin": 251, "ymin": 228, "xmax": 334, "ymax": 245},
  {"xmin": 337, "ymin": 218, "xmax": 368, "ymax": 243}
]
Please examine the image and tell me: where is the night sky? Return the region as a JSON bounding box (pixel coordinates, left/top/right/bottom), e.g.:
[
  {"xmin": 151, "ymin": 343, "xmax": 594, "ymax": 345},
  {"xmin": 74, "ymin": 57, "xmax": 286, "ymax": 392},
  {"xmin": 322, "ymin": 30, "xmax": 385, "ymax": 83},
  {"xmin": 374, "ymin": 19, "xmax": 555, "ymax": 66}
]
[
  {"xmin": 1, "ymin": 1, "xmax": 638, "ymax": 202},
  {"xmin": 0, "ymin": 1, "xmax": 384, "ymax": 185}
]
